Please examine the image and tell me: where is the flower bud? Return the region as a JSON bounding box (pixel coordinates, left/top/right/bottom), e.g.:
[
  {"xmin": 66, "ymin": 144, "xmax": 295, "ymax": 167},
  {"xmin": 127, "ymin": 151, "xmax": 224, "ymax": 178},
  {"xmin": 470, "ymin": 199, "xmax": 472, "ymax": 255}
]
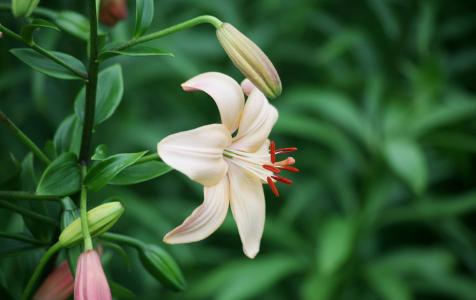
[
  {"xmin": 216, "ymin": 23, "xmax": 282, "ymax": 99},
  {"xmin": 75, "ymin": 250, "xmax": 112, "ymax": 300},
  {"xmin": 33, "ymin": 261, "xmax": 74, "ymax": 300},
  {"xmin": 139, "ymin": 244, "xmax": 186, "ymax": 291},
  {"xmin": 59, "ymin": 202, "xmax": 124, "ymax": 247},
  {"xmin": 99, "ymin": 0, "xmax": 128, "ymax": 27},
  {"xmin": 12, "ymin": 0, "xmax": 39, "ymax": 18}
]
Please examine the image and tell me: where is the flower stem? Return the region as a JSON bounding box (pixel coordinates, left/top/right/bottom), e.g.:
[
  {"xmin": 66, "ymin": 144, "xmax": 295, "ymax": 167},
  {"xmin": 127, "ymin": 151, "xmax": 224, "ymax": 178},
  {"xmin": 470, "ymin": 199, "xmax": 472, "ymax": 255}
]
[
  {"xmin": 0, "ymin": 23, "xmax": 88, "ymax": 80},
  {"xmin": 0, "ymin": 191, "xmax": 60, "ymax": 201},
  {"xmin": 107, "ymin": 15, "xmax": 222, "ymax": 52},
  {"xmin": 0, "ymin": 200, "xmax": 58, "ymax": 227},
  {"xmin": 20, "ymin": 241, "xmax": 62, "ymax": 300},
  {"xmin": 101, "ymin": 232, "xmax": 145, "ymax": 250},
  {"xmin": 79, "ymin": 181, "xmax": 93, "ymax": 250},
  {"xmin": 0, "ymin": 110, "xmax": 51, "ymax": 165},
  {"xmin": 78, "ymin": 0, "xmax": 100, "ymax": 164}
]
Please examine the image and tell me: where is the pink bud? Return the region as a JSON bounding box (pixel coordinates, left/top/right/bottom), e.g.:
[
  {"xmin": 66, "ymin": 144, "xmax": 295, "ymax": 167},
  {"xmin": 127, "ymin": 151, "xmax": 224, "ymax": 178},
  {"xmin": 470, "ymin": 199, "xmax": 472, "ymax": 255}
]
[
  {"xmin": 74, "ymin": 250, "xmax": 112, "ymax": 300},
  {"xmin": 33, "ymin": 262, "xmax": 74, "ymax": 300},
  {"xmin": 99, "ymin": 0, "xmax": 128, "ymax": 27}
]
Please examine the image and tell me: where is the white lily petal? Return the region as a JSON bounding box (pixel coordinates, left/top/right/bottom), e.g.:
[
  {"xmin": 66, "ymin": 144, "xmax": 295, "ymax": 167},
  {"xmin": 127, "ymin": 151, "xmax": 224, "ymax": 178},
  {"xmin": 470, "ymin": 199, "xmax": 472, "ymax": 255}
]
[
  {"xmin": 232, "ymin": 88, "xmax": 278, "ymax": 152},
  {"xmin": 228, "ymin": 163, "xmax": 265, "ymax": 258},
  {"xmin": 241, "ymin": 79, "xmax": 256, "ymax": 96},
  {"xmin": 182, "ymin": 72, "xmax": 245, "ymax": 133},
  {"xmin": 163, "ymin": 176, "xmax": 229, "ymax": 244},
  {"xmin": 158, "ymin": 124, "xmax": 231, "ymax": 186}
]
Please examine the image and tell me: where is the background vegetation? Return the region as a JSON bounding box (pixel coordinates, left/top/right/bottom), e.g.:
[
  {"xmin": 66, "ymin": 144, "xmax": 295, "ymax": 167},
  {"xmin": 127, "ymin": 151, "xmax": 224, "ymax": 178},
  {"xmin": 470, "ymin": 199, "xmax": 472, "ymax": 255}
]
[{"xmin": 2, "ymin": 0, "xmax": 476, "ymax": 299}]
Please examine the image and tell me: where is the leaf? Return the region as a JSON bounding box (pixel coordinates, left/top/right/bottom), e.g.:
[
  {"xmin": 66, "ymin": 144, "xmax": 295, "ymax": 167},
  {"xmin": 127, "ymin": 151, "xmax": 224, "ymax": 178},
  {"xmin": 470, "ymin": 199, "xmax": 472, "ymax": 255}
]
[
  {"xmin": 134, "ymin": 0, "xmax": 154, "ymax": 37},
  {"xmin": 110, "ymin": 160, "xmax": 172, "ymax": 185},
  {"xmin": 100, "ymin": 45, "xmax": 174, "ymax": 60},
  {"xmin": 12, "ymin": 0, "xmax": 39, "ymax": 18},
  {"xmin": 317, "ymin": 216, "xmax": 355, "ymax": 274},
  {"xmin": 54, "ymin": 114, "xmax": 82, "ymax": 155},
  {"xmin": 92, "ymin": 144, "xmax": 109, "ymax": 161},
  {"xmin": 84, "ymin": 151, "xmax": 147, "ymax": 191},
  {"xmin": 384, "ymin": 138, "xmax": 427, "ymax": 194},
  {"xmin": 36, "ymin": 153, "xmax": 81, "ymax": 196},
  {"xmin": 75, "ymin": 64, "xmax": 124, "ymax": 126},
  {"xmin": 189, "ymin": 255, "xmax": 304, "ymax": 300},
  {"xmin": 21, "ymin": 19, "xmax": 60, "ymax": 44},
  {"xmin": 110, "ymin": 281, "xmax": 135, "ymax": 299},
  {"xmin": 60, "ymin": 197, "xmax": 81, "ymax": 274},
  {"xmin": 55, "ymin": 11, "xmax": 90, "ymax": 40},
  {"xmin": 10, "ymin": 48, "xmax": 86, "ymax": 80}
]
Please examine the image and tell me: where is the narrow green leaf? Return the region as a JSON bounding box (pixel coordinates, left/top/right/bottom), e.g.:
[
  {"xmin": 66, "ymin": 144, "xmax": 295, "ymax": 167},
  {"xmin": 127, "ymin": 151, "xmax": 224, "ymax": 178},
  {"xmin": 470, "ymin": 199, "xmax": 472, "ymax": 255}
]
[
  {"xmin": 100, "ymin": 45, "xmax": 174, "ymax": 60},
  {"xmin": 110, "ymin": 161, "xmax": 172, "ymax": 185},
  {"xmin": 317, "ymin": 216, "xmax": 355, "ymax": 274},
  {"xmin": 52, "ymin": 115, "xmax": 83, "ymax": 156},
  {"xmin": 60, "ymin": 197, "xmax": 81, "ymax": 274},
  {"xmin": 85, "ymin": 151, "xmax": 147, "ymax": 191},
  {"xmin": 12, "ymin": 0, "xmax": 39, "ymax": 18},
  {"xmin": 134, "ymin": 0, "xmax": 154, "ymax": 37},
  {"xmin": 92, "ymin": 144, "xmax": 109, "ymax": 161},
  {"xmin": 36, "ymin": 153, "xmax": 81, "ymax": 196},
  {"xmin": 75, "ymin": 64, "xmax": 124, "ymax": 126},
  {"xmin": 384, "ymin": 138, "xmax": 427, "ymax": 194},
  {"xmin": 55, "ymin": 11, "xmax": 90, "ymax": 40},
  {"xmin": 10, "ymin": 48, "xmax": 86, "ymax": 80},
  {"xmin": 21, "ymin": 19, "xmax": 60, "ymax": 44},
  {"xmin": 110, "ymin": 281, "xmax": 135, "ymax": 299}
]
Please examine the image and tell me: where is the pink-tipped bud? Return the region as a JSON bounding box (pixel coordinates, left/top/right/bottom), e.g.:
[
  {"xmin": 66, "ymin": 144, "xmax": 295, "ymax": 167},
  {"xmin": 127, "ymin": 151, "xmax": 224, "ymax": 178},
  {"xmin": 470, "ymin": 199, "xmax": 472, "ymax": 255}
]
[
  {"xmin": 99, "ymin": 0, "xmax": 128, "ymax": 27},
  {"xmin": 74, "ymin": 250, "xmax": 112, "ymax": 300},
  {"xmin": 33, "ymin": 261, "xmax": 74, "ymax": 300},
  {"xmin": 217, "ymin": 23, "xmax": 282, "ymax": 99}
]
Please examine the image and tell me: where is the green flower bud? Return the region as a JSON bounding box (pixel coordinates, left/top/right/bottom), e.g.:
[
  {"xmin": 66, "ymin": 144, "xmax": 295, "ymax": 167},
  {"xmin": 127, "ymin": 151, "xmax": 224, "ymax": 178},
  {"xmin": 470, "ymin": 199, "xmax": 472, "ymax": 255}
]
[
  {"xmin": 216, "ymin": 23, "xmax": 282, "ymax": 99},
  {"xmin": 59, "ymin": 202, "xmax": 124, "ymax": 247},
  {"xmin": 12, "ymin": 0, "xmax": 40, "ymax": 18},
  {"xmin": 139, "ymin": 244, "xmax": 186, "ymax": 291}
]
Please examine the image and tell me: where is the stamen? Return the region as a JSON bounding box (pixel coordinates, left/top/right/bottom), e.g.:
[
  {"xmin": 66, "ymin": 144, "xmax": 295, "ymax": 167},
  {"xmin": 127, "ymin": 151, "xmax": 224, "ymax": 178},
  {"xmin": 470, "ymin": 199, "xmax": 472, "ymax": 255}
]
[
  {"xmin": 263, "ymin": 164, "xmax": 280, "ymax": 173},
  {"xmin": 267, "ymin": 177, "xmax": 280, "ymax": 197},
  {"xmin": 272, "ymin": 175, "xmax": 293, "ymax": 185},
  {"xmin": 270, "ymin": 140, "xmax": 276, "ymax": 163},
  {"xmin": 274, "ymin": 157, "xmax": 295, "ymax": 167},
  {"xmin": 279, "ymin": 166, "xmax": 300, "ymax": 173},
  {"xmin": 276, "ymin": 147, "xmax": 298, "ymax": 154}
]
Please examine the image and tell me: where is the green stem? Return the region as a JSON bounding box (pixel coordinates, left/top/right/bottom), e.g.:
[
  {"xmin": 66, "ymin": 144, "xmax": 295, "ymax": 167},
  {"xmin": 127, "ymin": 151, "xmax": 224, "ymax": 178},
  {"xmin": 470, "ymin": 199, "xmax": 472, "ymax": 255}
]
[
  {"xmin": 20, "ymin": 241, "xmax": 62, "ymax": 300},
  {"xmin": 0, "ymin": 191, "xmax": 60, "ymax": 201},
  {"xmin": 0, "ymin": 23, "xmax": 88, "ymax": 80},
  {"xmin": 79, "ymin": 166, "xmax": 93, "ymax": 250},
  {"xmin": 0, "ymin": 200, "xmax": 58, "ymax": 227},
  {"xmin": 107, "ymin": 15, "xmax": 222, "ymax": 52},
  {"xmin": 0, "ymin": 232, "xmax": 48, "ymax": 245},
  {"xmin": 0, "ymin": 110, "xmax": 51, "ymax": 165},
  {"xmin": 78, "ymin": 0, "xmax": 99, "ymax": 163},
  {"xmin": 101, "ymin": 232, "xmax": 144, "ymax": 250}
]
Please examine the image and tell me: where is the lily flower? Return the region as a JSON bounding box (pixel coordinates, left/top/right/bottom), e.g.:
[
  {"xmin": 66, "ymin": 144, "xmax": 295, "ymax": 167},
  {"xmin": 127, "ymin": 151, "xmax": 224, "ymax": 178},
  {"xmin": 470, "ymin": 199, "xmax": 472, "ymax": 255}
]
[
  {"xmin": 33, "ymin": 261, "xmax": 74, "ymax": 300},
  {"xmin": 74, "ymin": 250, "xmax": 112, "ymax": 300},
  {"xmin": 158, "ymin": 72, "xmax": 297, "ymax": 258}
]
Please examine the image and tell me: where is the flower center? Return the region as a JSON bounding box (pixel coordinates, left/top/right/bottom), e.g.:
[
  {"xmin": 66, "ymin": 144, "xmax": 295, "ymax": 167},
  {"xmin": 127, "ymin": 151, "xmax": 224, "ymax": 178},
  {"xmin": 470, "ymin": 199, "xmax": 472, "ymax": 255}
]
[{"xmin": 223, "ymin": 140, "xmax": 298, "ymax": 197}]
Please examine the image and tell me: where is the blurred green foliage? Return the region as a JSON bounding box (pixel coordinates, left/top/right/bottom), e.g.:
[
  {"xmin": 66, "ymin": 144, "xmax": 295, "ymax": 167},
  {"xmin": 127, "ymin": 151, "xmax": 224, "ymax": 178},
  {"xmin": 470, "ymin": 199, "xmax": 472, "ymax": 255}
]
[{"xmin": 2, "ymin": 0, "xmax": 476, "ymax": 299}]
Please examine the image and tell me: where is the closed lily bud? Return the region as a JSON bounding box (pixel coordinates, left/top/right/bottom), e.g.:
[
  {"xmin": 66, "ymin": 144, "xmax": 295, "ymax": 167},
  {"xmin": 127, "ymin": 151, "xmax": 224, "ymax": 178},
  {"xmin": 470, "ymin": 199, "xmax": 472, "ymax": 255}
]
[
  {"xmin": 33, "ymin": 261, "xmax": 74, "ymax": 300},
  {"xmin": 99, "ymin": 0, "xmax": 128, "ymax": 27},
  {"xmin": 59, "ymin": 202, "xmax": 124, "ymax": 247},
  {"xmin": 139, "ymin": 245, "xmax": 186, "ymax": 291},
  {"xmin": 75, "ymin": 250, "xmax": 112, "ymax": 300},
  {"xmin": 216, "ymin": 23, "xmax": 282, "ymax": 99},
  {"xmin": 12, "ymin": 0, "xmax": 39, "ymax": 18}
]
